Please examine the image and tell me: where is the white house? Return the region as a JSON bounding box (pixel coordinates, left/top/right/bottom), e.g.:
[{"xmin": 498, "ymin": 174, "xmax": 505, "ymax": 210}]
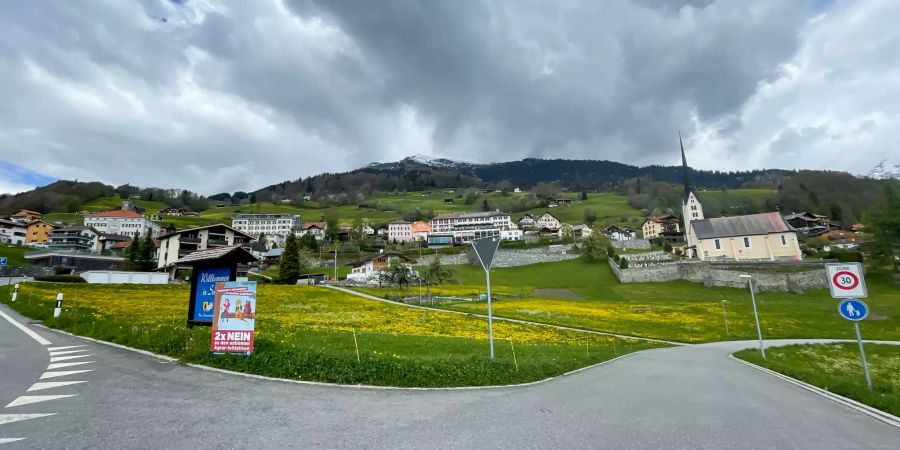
[
  {"xmin": 603, "ymin": 225, "xmax": 635, "ymax": 241},
  {"xmin": 84, "ymin": 210, "xmax": 160, "ymax": 239},
  {"xmin": 571, "ymin": 224, "xmax": 593, "ymax": 240},
  {"xmin": 536, "ymin": 212, "xmax": 561, "ymax": 231},
  {"xmin": 299, "ymin": 222, "xmax": 327, "ymax": 241},
  {"xmin": 48, "ymin": 226, "xmax": 102, "ymax": 252},
  {"xmin": 388, "ymin": 220, "xmax": 413, "ymax": 243},
  {"xmin": 429, "ymin": 211, "xmax": 519, "ymax": 243},
  {"xmin": 231, "ymin": 213, "xmax": 301, "ymax": 246},
  {"xmin": 346, "ymin": 251, "xmax": 412, "ymax": 282},
  {"xmin": 0, "ymin": 219, "xmax": 28, "ymax": 245},
  {"xmin": 156, "ymin": 224, "xmax": 254, "ymax": 270}
]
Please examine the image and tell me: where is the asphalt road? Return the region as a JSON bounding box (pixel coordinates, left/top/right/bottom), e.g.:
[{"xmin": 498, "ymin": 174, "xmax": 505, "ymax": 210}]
[{"xmin": 0, "ymin": 304, "xmax": 897, "ymax": 449}]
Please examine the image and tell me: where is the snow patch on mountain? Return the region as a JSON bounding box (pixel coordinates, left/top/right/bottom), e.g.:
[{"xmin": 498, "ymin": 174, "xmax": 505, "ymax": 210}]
[
  {"xmin": 868, "ymin": 160, "xmax": 900, "ymax": 180},
  {"xmin": 362, "ymin": 154, "xmax": 479, "ymax": 171}
]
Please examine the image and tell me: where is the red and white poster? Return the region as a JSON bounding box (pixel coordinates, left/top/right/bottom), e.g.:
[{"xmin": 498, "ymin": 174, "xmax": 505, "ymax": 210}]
[{"xmin": 210, "ymin": 281, "xmax": 257, "ymax": 354}]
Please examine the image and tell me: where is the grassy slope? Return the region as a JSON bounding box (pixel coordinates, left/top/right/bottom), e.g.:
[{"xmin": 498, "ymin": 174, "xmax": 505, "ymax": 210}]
[
  {"xmin": 0, "ymin": 243, "xmax": 30, "ymax": 266},
  {"xmin": 0, "ymin": 283, "xmax": 658, "ymax": 387},
  {"xmin": 734, "ymin": 343, "xmax": 900, "ymax": 416},
  {"xmin": 383, "ymin": 259, "xmax": 900, "ymax": 343}
]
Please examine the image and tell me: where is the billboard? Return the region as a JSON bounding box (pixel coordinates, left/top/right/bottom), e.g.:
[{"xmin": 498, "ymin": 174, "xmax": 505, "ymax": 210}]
[
  {"xmin": 192, "ymin": 267, "xmax": 231, "ymax": 323},
  {"xmin": 210, "ymin": 281, "xmax": 257, "ymax": 354}
]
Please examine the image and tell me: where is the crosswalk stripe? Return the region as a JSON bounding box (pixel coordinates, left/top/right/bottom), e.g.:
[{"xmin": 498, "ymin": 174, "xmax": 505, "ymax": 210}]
[
  {"xmin": 48, "ymin": 349, "xmax": 87, "ymax": 356},
  {"xmin": 39, "ymin": 370, "xmax": 92, "ymax": 380},
  {"xmin": 46, "ymin": 345, "xmax": 84, "ymax": 352},
  {"xmin": 49, "ymin": 354, "xmax": 91, "ymax": 362},
  {"xmin": 27, "ymin": 381, "xmax": 87, "ymax": 392},
  {"xmin": 0, "ymin": 414, "xmax": 55, "ymax": 425},
  {"xmin": 5, "ymin": 395, "xmax": 76, "ymax": 408},
  {"xmin": 46, "ymin": 361, "xmax": 93, "ymax": 370},
  {"xmin": 0, "ymin": 438, "xmax": 27, "ymax": 444}
]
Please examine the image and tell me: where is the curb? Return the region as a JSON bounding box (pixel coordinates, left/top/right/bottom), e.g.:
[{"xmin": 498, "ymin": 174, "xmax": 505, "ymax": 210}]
[
  {"xmin": 728, "ymin": 354, "xmax": 900, "ymax": 429},
  {"xmin": 327, "ymin": 285, "xmax": 684, "ymax": 346},
  {"xmin": 31, "ymin": 319, "xmax": 650, "ymax": 392}
]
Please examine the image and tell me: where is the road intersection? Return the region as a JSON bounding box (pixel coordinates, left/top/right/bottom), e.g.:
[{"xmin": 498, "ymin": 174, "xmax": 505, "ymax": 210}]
[{"xmin": 1, "ymin": 304, "xmax": 897, "ymax": 449}]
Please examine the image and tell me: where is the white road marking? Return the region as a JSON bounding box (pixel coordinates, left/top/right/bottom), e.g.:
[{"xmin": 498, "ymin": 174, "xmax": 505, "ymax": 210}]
[
  {"xmin": 46, "ymin": 345, "xmax": 84, "ymax": 352},
  {"xmin": 5, "ymin": 395, "xmax": 77, "ymax": 408},
  {"xmin": 46, "ymin": 361, "xmax": 93, "ymax": 370},
  {"xmin": 48, "ymin": 349, "xmax": 87, "ymax": 356},
  {"xmin": 27, "ymin": 381, "xmax": 87, "ymax": 392},
  {"xmin": 0, "ymin": 438, "xmax": 26, "ymax": 444},
  {"xmin": 49, "ymin": 354, "xmax": 91, "ymax": 362},
  {"xmin": 0, "ymin": 310, "xmax": 51, "ymax": 346},
  {"xmin": 0, "ymin": 414, "xmax": 55, "ymax": 425},
  {"xmin": 39, "ymin": 370, "xmax": 92, "ymax": 380}
]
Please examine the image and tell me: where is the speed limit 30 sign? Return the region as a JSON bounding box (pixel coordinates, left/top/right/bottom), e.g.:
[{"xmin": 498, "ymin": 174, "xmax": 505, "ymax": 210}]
[{"xmin": 825, "ymin": 263, "xmax": 867, "ymax": 298}]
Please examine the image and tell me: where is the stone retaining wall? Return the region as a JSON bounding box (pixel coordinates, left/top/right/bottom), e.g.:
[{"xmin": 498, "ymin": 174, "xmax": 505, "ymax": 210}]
[
  {"xmin": 420, "ymin": 245, "xmax": 580, "ymax": 268},
  {"xmin": 611, "ymin": 239, "xmax": 651, "ymax": 250},
  {"xmin": 609, "ymin": 259, "xmax": 828, "ymax": 292}
]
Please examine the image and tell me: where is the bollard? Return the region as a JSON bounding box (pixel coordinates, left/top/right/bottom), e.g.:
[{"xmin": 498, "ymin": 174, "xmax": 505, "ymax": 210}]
[
  {"xmin": 11, "ymin": 283, "xmax": 18, "ymax": 302},
  {"xmin": 53, "ymin": 292, "xmax": 63, "ymax": 318}
]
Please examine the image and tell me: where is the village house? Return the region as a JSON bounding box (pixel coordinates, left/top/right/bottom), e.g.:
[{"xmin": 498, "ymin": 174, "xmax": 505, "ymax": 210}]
[
  {"xmin": 411, "ymin": 220, "xmax": 432, "ymax": 241},
  {"xmin": 517, "ymin": 214, "xmax": 536, "ymax": 231},
  {"xmin": 99, "ymin": 234, "xmax": 133, "ymax": 252},
  {"xmin": 388, "ymin": 220, "xmax": 413, "ymax": 243},
  {"xmin": 641, "ymin": 215, "xmax": 680, "ymax": 239},
  {"xmin": 535, "ymin": 212, "xmax": 561, "ymax": 231},
  {"xmin": 84, "ymin": 205, "xmax": 160, "ymax": 239},
  {"xmin": 0, "ymin": 219, "xmax": 28, "ymax": 245},
  {"xmin": 156, "ymin": 224, "xmax": 254, "ymax": 270},
  {"xmin": 345, "ymin": 251, "xmax": 412, "ymax": 282},
  {"xmin": 299, "ymin": 222, "xmax": 327, "ymax": 240},
  {"xmin": 9, "ymin": 209, "xmax": 43, "ymax": 223},
  {"xmin": 25, "ymin": 220, "xmax": 56, "ymax": 244},
  {"xmin": 782, "ymin": 212, "xmax": 831, "ymax": 234},
  {"xmin": 548, "ymin": 198, "xmax": 574, "ymax": 208},
  {"xmin": 679, "ymin": 137, "xmax": 802, "ymax": 262},
  {"xmin": 603, "ymin": 225, "xmax": 636, "ymax": 241},
  {"xmin": 571, "ymin": 224, "xmax": 593, "ymax": 240}
]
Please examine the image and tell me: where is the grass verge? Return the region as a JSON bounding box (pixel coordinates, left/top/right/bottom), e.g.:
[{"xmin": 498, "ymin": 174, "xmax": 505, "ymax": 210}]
[
  {"xmin": 0, "ymin": 283, "xmax": 659, "ymax": 387},
  {"xmin": 733, "ymin": 343, "xmax": 900, "ymax": 416}
]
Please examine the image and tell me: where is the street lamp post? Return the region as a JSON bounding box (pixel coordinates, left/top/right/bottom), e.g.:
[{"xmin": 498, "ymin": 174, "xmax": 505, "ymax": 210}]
[
  {"xmin": 739, "ymin": 274, "xmax": 765, "ymax": 359},
  {"xmin": 720, "ymin": 300, "xmax": 729, "ymax": 337}
]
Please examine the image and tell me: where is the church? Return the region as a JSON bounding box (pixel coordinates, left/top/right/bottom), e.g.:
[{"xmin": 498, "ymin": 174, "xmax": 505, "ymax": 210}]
[{"xmin": 679, "ymin": 136, "xmax": 803, "ymax": 262}]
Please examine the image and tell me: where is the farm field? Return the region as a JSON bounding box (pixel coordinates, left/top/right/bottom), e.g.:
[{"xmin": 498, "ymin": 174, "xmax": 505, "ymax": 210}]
[
  {"xmin": 1, "ymin": 283, "xmax": 658, "ymax": 387},
  {"xmin": 362, "ymin": 259, "xmax": 900, "ymax": 344},
  {"xmin": 734, "ymin": 343, "xmax": 900, "ymax": 416}
]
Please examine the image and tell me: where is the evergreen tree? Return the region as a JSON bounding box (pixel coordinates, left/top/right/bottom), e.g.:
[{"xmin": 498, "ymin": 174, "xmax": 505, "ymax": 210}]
[
  {"xmin": 865, "ymin": 184, "xmax": 900, "ymax": 272},
  {"xmin": 279, "ymin": 233, "xmax": 301, "ymax": 284},
  {"xmin": 138, "ymin": 232, "xmax": 155, "ymax": 271}
]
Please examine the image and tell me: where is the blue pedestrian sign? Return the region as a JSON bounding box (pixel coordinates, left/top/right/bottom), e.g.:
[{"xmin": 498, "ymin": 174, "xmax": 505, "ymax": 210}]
[
  {"xmin": 838, "ymin": 299, "xmax": 868, "ymax": 321},
  {"xmin": 0, "ymin": 256, "xmax": 7, "ymax": 267}
]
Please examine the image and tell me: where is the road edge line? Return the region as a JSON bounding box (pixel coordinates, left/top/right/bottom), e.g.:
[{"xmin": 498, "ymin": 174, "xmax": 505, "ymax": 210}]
[
  {"xmin": 35, "ymin": 323, "xmax": 651, "ymax": 391},
  {"xmin": 0, "ymin": 308, "xmax": 51, "ymax": 346},
  {"xmin": 728, "ymin": 354, "xmax": 900, "ymax": 429}
]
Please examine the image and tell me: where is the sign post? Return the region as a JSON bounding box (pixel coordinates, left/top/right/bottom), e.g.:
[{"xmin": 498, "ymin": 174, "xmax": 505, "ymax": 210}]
[
  {"xmin": 838, "ymin": 299, "xmax": 872, "ymax": 390},
  {"xmin": 827, "ymin": 263, "xmax": 871, "ymax": 390},
  {"xmin": 471, "ymin": 236, "xmax": 501, "ymax": 359},
  {"xmin": 0, "ymin": 256, "xmax": 7, "ymax": 268}
]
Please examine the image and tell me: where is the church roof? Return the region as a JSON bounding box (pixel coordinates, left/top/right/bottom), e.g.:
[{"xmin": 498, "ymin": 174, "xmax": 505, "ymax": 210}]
[{"xmin": 690, "ymin": 212, "xmax": 792, "ymax": 239}]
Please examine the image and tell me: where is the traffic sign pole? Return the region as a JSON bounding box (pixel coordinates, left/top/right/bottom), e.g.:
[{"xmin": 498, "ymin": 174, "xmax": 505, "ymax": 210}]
[
  {"xmin": 485, "ymin": 269, "xmax": 494, "ymax": 359},
  {"xmin": 748, "ymin": 277, "xmax": 765, "ymax": 359},
  {"xmin": 854, "ymin": 322, "xmax": 872, "ymax": 390}
]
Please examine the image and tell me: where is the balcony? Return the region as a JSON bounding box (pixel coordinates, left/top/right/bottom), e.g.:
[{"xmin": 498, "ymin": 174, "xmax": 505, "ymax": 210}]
[
  {"xmin": 179, "ymin": 236, "xmax": 201, "ymax": 244},
  {"xmin": 207, "ymin": 239, "xmax": 228, "ymax": 246}
]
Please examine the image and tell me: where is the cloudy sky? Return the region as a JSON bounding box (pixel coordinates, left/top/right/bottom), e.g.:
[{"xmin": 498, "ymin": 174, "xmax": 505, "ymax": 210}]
[{"xmin": 1, "ymin": 0, "xmax": 898, "ymax": 195}]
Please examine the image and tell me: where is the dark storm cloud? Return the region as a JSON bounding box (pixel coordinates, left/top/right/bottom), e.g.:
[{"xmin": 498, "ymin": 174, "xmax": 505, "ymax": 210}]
[{"xmin": 0, "ymin": 0, "xmax": 892, "ymax": 194}]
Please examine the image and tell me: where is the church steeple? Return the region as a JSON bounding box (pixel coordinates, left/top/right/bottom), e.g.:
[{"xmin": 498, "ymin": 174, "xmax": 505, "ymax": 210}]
[{"xmin": 679, "ymin": 130, "xmax": 694, "ymax": 200}]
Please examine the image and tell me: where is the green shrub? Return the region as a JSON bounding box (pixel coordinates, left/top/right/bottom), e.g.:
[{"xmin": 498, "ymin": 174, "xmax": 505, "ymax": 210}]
[
  {"xmin": 618, "ymin": 258, "xmax": 629, "ymax": 269},
  {"xmin": 33, "ymin": 275, "xmax": 87, "ymax": 283},
  {"xmin": 832, "ymin": 252, "xmax": 864, "ymax": 262}
]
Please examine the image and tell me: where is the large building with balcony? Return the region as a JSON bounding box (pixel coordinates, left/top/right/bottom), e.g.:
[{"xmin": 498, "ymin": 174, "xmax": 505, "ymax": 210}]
[
  {"xmin": 156, "ymin": 224, "xmax": 254, "ymax": 270},
  {"xmin": 231, "ymin": 213, "xmax": 301, "ymax": 246},
  {"xmin": 429, "ymin": 210, "xmax": 521, "ymax": 244},
  {"xmin": 84, "ymin": 209, "xmax": 160, "ymax": 239},
  {"xmin": 48, "ymin": 226, "xmax": 102, "ymax": 252}
]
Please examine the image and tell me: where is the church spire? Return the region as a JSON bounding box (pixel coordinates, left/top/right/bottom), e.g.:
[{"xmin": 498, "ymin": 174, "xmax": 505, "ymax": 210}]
[{"xmin": 679, "ymin": 131, "xmax": 693, "ymax": 199}]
